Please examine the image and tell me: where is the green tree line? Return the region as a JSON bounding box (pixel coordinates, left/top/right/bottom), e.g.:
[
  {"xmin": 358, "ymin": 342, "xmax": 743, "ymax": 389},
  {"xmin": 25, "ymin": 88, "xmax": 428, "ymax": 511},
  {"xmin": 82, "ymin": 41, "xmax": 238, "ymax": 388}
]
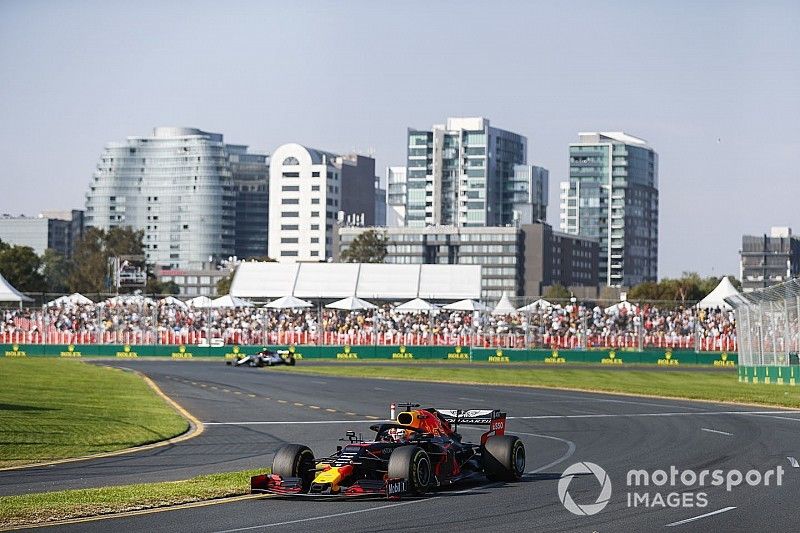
[{"xmin": 0, "ymin": 227, "xmax": 177, "ymax": 295}]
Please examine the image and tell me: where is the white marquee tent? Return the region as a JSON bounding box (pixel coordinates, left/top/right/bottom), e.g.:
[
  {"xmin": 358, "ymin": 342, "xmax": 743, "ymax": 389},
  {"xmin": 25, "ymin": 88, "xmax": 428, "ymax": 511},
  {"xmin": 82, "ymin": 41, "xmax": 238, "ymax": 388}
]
[
  {"xmin": 697, "ymin": 277, "xmax": 739, "ymax": 310},
  {"xmin": 517, "ymin": 298, "xmax": 553, "ymax": 312},
  {"xmin": 442, "ymin": 299, "xmax": 488, "ymax": 312},
  {"xmin": 186, "ymin": 295, "xmax": 213, "ymax": 308},
  {"xmin": 230, "ymin": 262, "xmax": 481, "ymax": 301},
  {"xmin": 210, "ymin": 295, "xmax": 254, "ymax": 308},
  {"xmin": 491, "ymin": 292, "xmax": 517, "ymax": 315},
  {"xmin": 0, "ymin": 273, "xmax": 33, "ymax": 304},
  {"xmin": 325, "ymin": 296, "xmax": 377, "ymax": 311},
  {"xmin": 46, "ymin": 293, "xmax": 93, "ymax": 306}
]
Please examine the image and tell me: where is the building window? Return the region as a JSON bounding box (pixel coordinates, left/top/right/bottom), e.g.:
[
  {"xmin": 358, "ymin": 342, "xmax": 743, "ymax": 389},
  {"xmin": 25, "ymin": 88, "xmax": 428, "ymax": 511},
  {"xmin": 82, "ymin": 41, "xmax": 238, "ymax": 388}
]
[
  {"xmin": 281, "ymin": 250, "xmax": 299, "ymax": 257},
  {"xmin": 281, "ymin": 224, "xmax": 299, "ymax": 230},
  {"xmin": 282, "ymin": 156, "xmax": 300, "ymax": 165},
  {"xmin": 312, "ymin": 185, "xmax": 320, "ymax": 191},
  {"xmin": 282, "ymin": 185, "xmax": 300, "ymax": 192},
  {"xmin": 281, "ymin": 211, "xmax": 299, "ymax": 217},
  {"xmin": 311, "ymin": 237, "xmax": 319, "ymax": 243},
  {"xmin": 311, "ymin": 211, "xmax": 320, "ymax": 217},
  {"xmin": 311, "ymin": 224, "xmax": 320, "ymax": 230},
  {"xmin": 312, "ymin": 198, "xmax": 320, "ymax": 204},
  {"xmin": 310, "ymin": 251, "xmax": 319, "ymax": 257},
  {"xmin": 281, "ymin": 237, "xmax": 299, "ymax": 244},
  {"xmin": 282, "ymin": 172, "xmax": 300, "ymax": 178},
  {"xmin": 282, "ymin": 198, "xmax": 300, "ymax": 204}
]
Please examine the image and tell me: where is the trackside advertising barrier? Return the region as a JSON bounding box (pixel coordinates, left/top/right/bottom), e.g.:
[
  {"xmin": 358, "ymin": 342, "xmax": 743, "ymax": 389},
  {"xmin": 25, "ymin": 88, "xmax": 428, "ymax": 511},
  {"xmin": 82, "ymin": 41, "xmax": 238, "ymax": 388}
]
[
  {"xmin": 738, "ymin": 365, "xmax": 800, "ymax": 386},
  {"xmin": 0, "ymin": 343, "xmax": 738, "ymax": 366}
]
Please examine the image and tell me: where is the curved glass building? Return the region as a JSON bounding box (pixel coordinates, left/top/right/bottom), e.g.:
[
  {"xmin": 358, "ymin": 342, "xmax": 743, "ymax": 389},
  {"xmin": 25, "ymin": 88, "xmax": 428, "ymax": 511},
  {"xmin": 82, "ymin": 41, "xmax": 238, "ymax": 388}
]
[{"xmin": 86, "ymin": 127, "xmax": 266, "ymax": 269}]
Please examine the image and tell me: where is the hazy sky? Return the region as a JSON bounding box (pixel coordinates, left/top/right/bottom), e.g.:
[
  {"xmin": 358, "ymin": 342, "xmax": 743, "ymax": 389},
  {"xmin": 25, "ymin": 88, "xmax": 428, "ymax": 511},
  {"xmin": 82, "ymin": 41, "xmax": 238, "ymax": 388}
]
[{"xmin": 1, "ymin": 0, "xmax": 797, "ymax": 278}]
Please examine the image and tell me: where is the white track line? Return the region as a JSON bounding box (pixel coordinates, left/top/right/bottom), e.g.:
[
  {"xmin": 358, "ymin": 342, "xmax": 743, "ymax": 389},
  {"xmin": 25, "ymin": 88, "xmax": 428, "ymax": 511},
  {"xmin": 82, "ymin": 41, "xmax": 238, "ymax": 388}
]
[
  {"xmin": 700, "ymin": 428, "xmax": 733, "ymax": 436},
  {"xmin": 203, "ymin": 410, "xmax": 800, "ymax": 426},
  {"xmin": 509, "ymin": 410, "xmax": 800, "ymax": 420},
  {"xmin": 203, "ymin": 420, "xmax": 385, "ymax": 425},
  {"xmin": 665, "ymin": 506, "xmax": 737, "ymax": 527}
]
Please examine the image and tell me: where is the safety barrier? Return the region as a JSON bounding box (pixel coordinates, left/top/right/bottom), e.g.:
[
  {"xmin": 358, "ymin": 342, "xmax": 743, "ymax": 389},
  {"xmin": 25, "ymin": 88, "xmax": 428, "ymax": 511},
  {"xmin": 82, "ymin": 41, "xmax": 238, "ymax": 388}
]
[
  {"xmin": 0, "ymin": 343, "xmax": 737, "ymax": 366},
  {"xmin": 738, "ymin": 366, "xmax": 800, "ymax": 386},
  {"xmin": 0, "ymin": 330, "xmax": 736, "ymax": 352}
]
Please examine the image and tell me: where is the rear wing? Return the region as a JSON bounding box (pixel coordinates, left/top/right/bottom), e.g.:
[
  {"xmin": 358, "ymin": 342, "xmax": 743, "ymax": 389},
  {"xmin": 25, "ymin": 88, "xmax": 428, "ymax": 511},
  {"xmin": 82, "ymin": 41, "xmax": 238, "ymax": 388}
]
[{"xmin": 436, "ymin": 409, "xmax": 506, "ymax": 444}]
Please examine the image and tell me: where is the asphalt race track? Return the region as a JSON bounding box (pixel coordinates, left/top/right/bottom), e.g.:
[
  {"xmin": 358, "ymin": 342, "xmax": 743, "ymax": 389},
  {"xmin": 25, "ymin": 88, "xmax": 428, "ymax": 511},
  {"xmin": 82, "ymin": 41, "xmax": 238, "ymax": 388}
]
[{"xmin": 4, "ymin": 360, "xmax": 800, "ymax": 532}]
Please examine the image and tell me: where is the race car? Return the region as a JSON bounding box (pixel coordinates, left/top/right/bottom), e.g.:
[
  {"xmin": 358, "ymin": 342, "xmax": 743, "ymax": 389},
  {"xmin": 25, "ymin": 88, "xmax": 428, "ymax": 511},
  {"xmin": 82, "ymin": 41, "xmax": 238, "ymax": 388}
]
[
  {"xmin": 226, "ymin": 348, "xmax": 296, "ymax": 367},
  {"xmin": 250, "ymin": 404, "xmax": 525, "ymax": 499}
]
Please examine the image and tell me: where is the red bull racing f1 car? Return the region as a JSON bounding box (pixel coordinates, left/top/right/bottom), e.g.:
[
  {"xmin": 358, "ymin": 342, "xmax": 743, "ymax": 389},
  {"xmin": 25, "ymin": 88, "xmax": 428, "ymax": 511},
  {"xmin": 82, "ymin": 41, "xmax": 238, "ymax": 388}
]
[{"xmin": 250, "ymin": 404, "xmax": 525, "ymax": 499}]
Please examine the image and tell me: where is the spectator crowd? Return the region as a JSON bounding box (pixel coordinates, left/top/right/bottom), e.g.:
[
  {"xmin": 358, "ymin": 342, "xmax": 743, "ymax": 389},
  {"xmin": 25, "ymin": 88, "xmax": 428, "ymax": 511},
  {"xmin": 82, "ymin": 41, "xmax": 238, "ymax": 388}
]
[{"xmin": 1, "ymin": 296, "xmax": 737, "ymax": 351}]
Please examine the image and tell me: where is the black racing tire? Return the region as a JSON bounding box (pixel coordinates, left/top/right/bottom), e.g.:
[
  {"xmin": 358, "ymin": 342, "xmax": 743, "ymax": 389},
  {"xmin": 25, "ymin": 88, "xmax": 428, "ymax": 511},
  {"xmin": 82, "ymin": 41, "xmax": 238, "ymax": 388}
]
[
  {"xmin": 387, "ymin": 446, "xmax": 432, "ymax": 494},
  {"xmin": 482, "ymin": 435, "xmax": 525, "ymax": 481},
  {"xmin": 272, "ymin": 444, "xmax": 315, "ymax": 491},
  {"xmin": 288, "ymin": 357, "xmax": 296, "ymax": 366}
]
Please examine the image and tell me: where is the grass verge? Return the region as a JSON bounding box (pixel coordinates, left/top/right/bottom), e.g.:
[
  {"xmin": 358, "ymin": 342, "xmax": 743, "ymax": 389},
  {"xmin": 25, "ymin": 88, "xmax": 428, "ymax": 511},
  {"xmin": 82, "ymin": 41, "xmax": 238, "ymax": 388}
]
[
  {"xmin": 0, "ymin": 359, "xmax": 188, "ymax": 468},
  {"xmin": 0, "ymin": 468, "xmax": 264, "ymax": 528},
  {"xmin": 275, "ymin": 365, "xmax": 800, "ymax": 408}
]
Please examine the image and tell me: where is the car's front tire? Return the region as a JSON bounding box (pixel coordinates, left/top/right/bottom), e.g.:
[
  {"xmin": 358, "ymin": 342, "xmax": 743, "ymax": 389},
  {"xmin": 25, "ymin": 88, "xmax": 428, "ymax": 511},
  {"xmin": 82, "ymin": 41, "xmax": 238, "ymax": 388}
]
[
  {"xmin": 272, "ymin": 444, "xmax": 315, "ymax": 492},
  {"xmin": 482, "ymin": 435, "xmax": 525, "ymax": 481},
  {"xmin": 387, "ymin": 445, "xmax": 432, "ymax": 494}
]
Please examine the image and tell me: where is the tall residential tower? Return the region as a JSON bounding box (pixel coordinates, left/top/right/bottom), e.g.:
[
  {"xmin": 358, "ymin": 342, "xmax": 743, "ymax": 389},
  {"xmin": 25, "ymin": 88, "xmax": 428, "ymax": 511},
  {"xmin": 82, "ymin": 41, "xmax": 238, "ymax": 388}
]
[
  {"xmin": 405, "ymin": 117, "xmax": 529, "ymax": 227},
  {"xmin": 559, "ymin": 132, "xmax": 658, "ymax": 287}
]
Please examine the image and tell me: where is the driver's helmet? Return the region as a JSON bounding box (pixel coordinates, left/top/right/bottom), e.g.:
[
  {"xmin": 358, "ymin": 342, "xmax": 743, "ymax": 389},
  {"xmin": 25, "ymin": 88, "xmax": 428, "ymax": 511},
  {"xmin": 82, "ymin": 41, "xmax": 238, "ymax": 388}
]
[{"xmin": 388, "ymin": 428, "xmax": 413, "ymax": 442}]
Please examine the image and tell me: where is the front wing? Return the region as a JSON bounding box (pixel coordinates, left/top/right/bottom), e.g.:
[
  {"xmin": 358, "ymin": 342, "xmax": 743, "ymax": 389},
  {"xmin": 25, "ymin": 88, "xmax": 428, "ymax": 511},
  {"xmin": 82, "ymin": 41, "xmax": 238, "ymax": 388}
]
[{"xmin": 251, "ymin": 474, "xmax": 408, "ymax": 499}]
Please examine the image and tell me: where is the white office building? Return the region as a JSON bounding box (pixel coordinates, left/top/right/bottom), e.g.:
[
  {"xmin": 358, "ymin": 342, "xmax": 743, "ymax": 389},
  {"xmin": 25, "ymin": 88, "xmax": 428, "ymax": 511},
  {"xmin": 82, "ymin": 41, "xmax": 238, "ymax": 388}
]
[{"xmin": 268, "ymin": 144, "xmax": 375, "ymax": 262}]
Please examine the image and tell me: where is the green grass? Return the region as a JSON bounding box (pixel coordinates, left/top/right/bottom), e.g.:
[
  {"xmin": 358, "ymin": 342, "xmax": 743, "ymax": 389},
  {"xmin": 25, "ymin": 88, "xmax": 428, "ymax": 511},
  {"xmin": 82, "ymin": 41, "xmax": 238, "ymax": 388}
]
[
  {"xmin": 0, "ymin": 359, "xmax": 188, "ymax": 468},
  {"xmin": 0, "ymin": 468, "xmax": 264, "ymax": 528},
  {"xmin": 275, "ymin": 364, "xmax": 800, "ymax": 408}
]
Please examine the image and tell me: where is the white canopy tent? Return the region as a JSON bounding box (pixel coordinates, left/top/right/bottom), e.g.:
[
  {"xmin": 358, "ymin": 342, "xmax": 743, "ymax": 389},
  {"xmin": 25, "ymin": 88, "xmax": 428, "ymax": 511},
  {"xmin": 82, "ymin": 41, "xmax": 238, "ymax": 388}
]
[
  {"xmin": 491, "ymin": 292, "xmax": 517, "ymax": 315},
  {"xmin": 697, "ymin": 277, "xmax": 739, "ymax": 310},
  {"xmin": 442, "ymin": 299, "xmax": 488, "ymax": 312},
  {"xmin": 265, "ymin": 295, "xmax": 313, "ymax": 309},
  {"xmin": 517, "ymin": 298, "xmax": 553, "ymax": 312},
  {"xmin": 325, "ymin": 296, "xmax": 377, "ymax": 311},
  {"xmin": 46, "ymin": 293, "xmax": 93, "ymax": 306},
  {"xmin": 395, "ymin": 298, "xmax": 438, "ymax": 312},
  {"xmin": 102, "ymin": 294, "xmax": 155, "ymax": 306},
  {"xmin": 159, "ymin": 296, "xmax": 188, "ymax": 309},
  {"xmin": 0, "ymin": 273, "xmax": 33, "ymax": 303},
  {"xmin": 210, "ymin": 294, "xmax": 254, "ymax": 308},
  {"xmin": 186, "ymin": 295, "xmax": 213, "ymax": 308}
]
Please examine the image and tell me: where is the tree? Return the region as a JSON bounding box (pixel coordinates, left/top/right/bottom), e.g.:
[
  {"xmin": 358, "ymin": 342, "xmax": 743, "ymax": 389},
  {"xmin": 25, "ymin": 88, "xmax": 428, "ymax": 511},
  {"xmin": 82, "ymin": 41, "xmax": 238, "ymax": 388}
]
[
  {"xmin": 146, "ymin": 278, "xmax": 180, "ymax": 295},
  {"xmin": 216, "ymin": 269, "xmax": 235, "ymax": 295},
  {"xmin": 628, "ymin": 272, "xmax": 741, "ymax": 303},
  {"xmin": 0, "ymin": 240, "xmax": 45, "ymax": 292},
  {"xmin": 543, "ymin": 284, "xmax": 571, "ymax": 300},
  {"xmin": 340, "ymin": 230, "xmax": 388, "ymax": 263},
  {"xmin": 41, "ymin": 248, "xmax": 71, "ymax": 293},
  {"xmin": 68, "ymin": 227, "xmax": 144, "ymax": 293}
]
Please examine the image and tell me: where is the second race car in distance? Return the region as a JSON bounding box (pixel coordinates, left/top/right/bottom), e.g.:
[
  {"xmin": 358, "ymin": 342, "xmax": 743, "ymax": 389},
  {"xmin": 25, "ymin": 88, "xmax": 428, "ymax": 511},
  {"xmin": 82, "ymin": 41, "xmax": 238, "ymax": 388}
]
[
  {"xmin": 250, "ymin": 404, "xmax": 525, "ymax": 499},
  {"xmin": 226, "ymin": 348, "xmax": 296, "ymax": 368}
]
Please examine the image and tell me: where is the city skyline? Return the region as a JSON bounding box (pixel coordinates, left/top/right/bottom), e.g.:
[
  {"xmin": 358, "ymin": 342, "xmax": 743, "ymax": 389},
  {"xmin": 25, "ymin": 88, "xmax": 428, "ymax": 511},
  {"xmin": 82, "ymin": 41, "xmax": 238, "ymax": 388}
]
[{"xmin": 1, "ymin": 0, "xmax": 798, "ymax": 279}]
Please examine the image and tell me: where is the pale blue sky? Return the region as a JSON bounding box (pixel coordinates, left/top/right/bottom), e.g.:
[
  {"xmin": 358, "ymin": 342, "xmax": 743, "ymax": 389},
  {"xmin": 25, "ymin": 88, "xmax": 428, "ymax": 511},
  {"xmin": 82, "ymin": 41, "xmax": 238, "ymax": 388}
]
[{"xmin": 0, "ymin": 0, "xmax": 797, "ymax": 278}]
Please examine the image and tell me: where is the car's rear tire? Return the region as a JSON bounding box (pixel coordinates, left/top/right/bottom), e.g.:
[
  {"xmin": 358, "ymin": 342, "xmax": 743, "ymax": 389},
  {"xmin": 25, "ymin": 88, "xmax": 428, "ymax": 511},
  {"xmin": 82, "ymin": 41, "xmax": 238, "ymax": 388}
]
[
  {"xmin": 387, "ymin": 445, "xmax": 431, "ymax": 494},
  {"xmin": 482, "ymin": 435, "xmax": 525, "ymax": 481},
  {"xmin": 272, "ymin": 444, "xmax": 315, "ymax": 491},
  {"xmin": 288, "ymin": 357, "xmax": 296, "ymax": 366}
]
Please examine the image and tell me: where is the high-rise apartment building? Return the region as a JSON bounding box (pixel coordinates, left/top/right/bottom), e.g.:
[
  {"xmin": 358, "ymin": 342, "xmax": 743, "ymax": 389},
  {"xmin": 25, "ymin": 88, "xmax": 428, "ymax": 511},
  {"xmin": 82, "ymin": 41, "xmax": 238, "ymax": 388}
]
[
  {"xmin": 740, "ymin": 227, "xmax": 800, "ymax": 292},
  {"xmin": 405, "ymin": 117, "xmax": 527, "ymax": 227},
  {"xmin": 85, "ymin": 127, "xmax": 268, "ymax": 269},
  {"xmin": 559, "ymin": 132, "xmax": 658, "ymax": 287},
  {"xmin": 268, "ymin": 144, "xmax": 374, "ymax": 262}
]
